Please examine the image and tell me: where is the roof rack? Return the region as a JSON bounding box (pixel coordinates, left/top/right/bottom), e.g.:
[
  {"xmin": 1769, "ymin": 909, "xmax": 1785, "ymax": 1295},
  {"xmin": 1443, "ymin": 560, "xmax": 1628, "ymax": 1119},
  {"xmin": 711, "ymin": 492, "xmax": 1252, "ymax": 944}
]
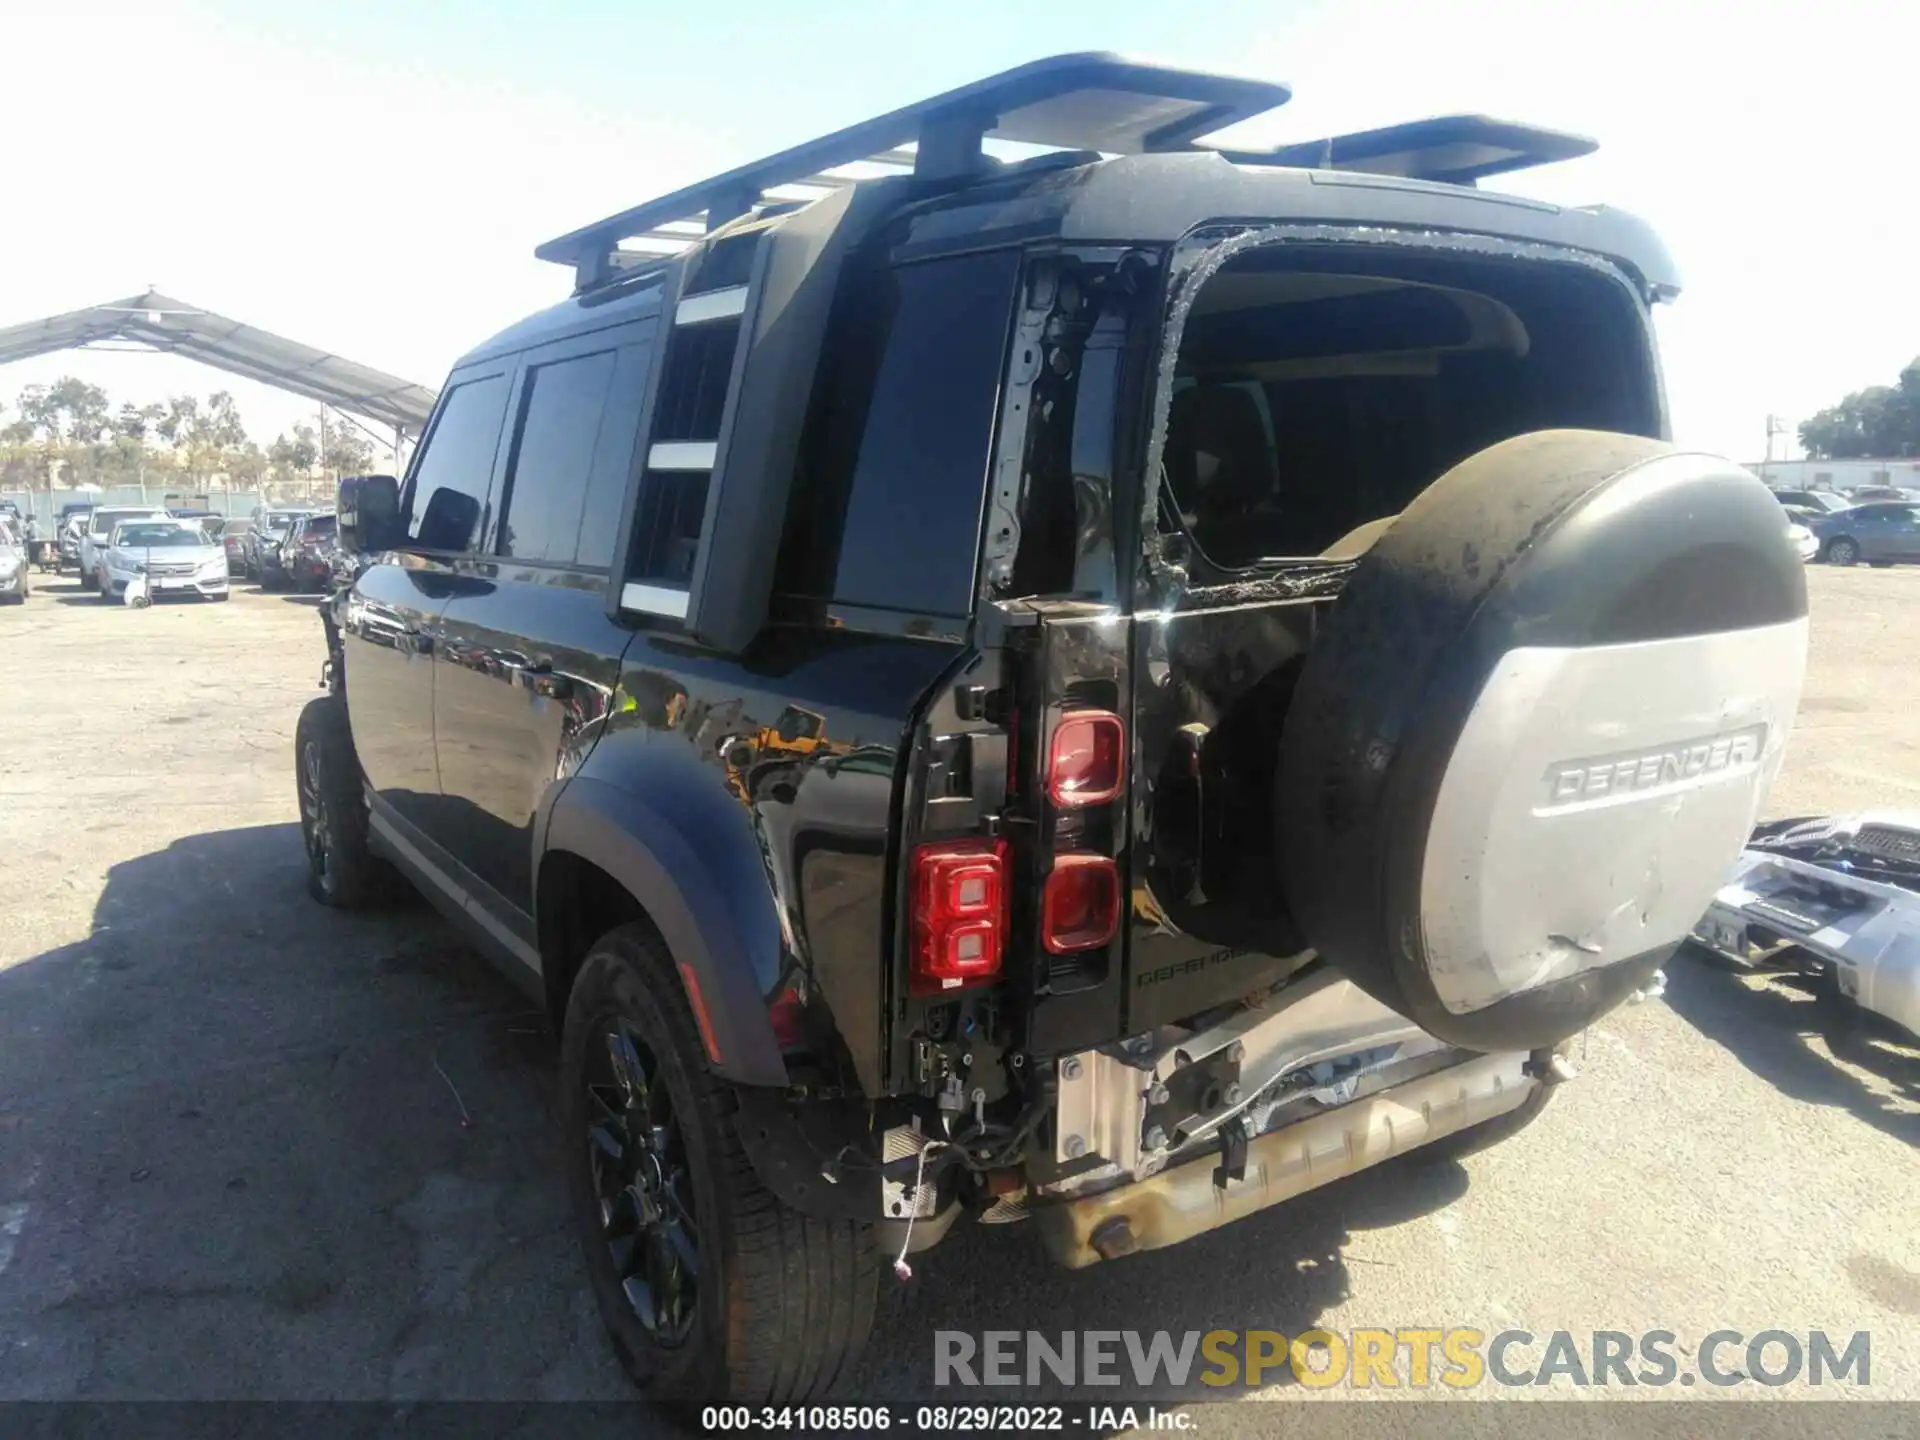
[
  {"xmin": 537, "ymin": 52, "xmax": 1292, "ymax": 291},
  {"xmin": 1213, "ymin": 115, "xmax": 1597, "ymax": 186}
]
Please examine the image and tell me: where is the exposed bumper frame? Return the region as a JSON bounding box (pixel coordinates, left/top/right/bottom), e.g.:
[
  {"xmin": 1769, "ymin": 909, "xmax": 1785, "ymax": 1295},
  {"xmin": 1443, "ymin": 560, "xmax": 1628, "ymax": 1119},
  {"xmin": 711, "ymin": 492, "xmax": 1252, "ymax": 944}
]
[{"xmin": 1032, "ymin": 1050, "xmax": 1537, "ymax": 1268}]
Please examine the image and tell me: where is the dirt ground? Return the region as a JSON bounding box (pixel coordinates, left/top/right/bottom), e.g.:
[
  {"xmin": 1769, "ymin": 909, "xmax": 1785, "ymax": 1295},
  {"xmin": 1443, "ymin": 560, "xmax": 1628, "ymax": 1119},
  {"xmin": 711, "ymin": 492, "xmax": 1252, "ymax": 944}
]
[{"xmin": 1, "ymin": 567, "xmax": 1916, "ymax": 1421}]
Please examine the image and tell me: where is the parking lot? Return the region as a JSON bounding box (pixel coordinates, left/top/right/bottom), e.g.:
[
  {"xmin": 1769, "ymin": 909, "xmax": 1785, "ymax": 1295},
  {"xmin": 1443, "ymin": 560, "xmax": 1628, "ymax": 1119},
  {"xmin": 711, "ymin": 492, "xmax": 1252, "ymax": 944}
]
[{"xmin": 1, "ymin": 566, "xmax": 1916, "ymax": 1414}]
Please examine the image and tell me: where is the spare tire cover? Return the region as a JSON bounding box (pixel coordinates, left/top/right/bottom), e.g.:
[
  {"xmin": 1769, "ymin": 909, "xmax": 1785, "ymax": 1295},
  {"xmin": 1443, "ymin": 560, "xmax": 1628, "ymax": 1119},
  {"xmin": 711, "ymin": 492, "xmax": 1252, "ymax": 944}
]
[{"xmin": 1276, "ymin": 430, "xmax": 1808, "ymax": 1052}]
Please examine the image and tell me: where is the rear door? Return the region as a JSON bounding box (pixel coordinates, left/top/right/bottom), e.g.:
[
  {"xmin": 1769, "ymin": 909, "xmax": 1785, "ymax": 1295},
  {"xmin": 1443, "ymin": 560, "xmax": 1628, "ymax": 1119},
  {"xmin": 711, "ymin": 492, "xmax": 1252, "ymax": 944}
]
[
  {"xmin": 1895, "ymin": 506, "xmax": 1920, "ymax": 560},
  {"xmin": 1852, "ymin": 504, "xmax": 1895, "ymax": 560},
  {"xmin": 431, "ymin": 322, "xmax": 653, "ymax": 932},
  {"xmin": 343, "ymin": 365, "xmax": 511, "ymax": 843}
]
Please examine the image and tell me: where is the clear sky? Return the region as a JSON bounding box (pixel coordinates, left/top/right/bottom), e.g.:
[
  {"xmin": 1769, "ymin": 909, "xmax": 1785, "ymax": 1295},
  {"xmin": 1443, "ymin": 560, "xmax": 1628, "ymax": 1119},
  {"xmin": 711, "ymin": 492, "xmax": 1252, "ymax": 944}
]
[{"xmin": 2, "ymin": 0, "xmax": 1914, "ymax": 464}]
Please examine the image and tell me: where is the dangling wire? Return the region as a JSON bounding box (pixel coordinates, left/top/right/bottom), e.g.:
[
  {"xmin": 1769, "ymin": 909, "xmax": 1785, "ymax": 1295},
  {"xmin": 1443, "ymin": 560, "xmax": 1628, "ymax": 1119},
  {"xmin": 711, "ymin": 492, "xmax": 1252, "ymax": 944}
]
[{"xmin": 891, "ymin": 1140, "xmax": 948, "ymax": 1281}]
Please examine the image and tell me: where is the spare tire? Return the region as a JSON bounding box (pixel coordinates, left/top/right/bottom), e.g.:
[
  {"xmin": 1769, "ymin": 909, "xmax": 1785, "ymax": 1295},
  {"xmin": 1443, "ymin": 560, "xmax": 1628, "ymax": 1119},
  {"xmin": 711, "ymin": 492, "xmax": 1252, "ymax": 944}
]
[{"xmin": 1276, "ymin": 430, "xmax": 1808, "ymax": 1053}]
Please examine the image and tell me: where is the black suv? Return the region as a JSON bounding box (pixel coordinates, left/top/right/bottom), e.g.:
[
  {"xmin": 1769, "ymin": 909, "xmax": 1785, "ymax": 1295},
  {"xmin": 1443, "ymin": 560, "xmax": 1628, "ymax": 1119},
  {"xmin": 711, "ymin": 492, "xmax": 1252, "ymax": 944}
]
[{"xmin": 296, "ymin": 55, "xmax": 1809, "ymax": 1410}]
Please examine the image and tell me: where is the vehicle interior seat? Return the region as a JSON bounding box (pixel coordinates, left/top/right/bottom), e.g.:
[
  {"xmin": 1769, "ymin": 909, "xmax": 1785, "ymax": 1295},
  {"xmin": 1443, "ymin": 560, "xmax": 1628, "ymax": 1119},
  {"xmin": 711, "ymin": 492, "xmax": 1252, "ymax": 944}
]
[{"xmin": 1165, "ymin": 384, "xmax": 1280, "ymax": 567}]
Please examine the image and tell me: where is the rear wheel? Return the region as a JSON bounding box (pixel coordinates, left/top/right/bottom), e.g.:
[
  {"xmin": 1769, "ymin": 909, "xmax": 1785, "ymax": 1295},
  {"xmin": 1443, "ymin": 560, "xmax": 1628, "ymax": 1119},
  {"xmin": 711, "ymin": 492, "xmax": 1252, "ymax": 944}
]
[
  {"xmin": 562, "ymin": 926, "xmax": 876, "ymax": 1412},
  {"xmin": 1826, "ymin": 537, "xmax": 1859, "ymax": 566},
  {"xmin": 294, "ymin": 695, "xmax": 399, "ymax": 908}
]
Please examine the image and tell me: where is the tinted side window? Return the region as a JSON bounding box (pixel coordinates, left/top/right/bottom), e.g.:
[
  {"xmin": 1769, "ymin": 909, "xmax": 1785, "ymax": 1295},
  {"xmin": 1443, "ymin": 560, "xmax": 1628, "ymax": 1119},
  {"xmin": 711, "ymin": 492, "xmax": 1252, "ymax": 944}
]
[
  {"xmin": 497, "ymin": 351, "xmax": 618, "ymax": 565},
  {"xmin": 786, "ymin": 250, "xmax": 1018, "ymax": 617},
  {"xmin": 407, "ymin": 375, "xmax": 509, "ymax": 552}
]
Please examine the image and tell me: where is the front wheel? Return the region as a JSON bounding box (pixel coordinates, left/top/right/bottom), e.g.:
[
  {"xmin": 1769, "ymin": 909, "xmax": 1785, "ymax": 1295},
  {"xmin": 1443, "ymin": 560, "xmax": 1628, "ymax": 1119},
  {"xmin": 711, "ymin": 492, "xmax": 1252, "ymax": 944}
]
[
  {"xmin": 562, "ymin": 927, "xmax": 876, "ymax": 1412},
  {"xmin": 1826, "ymin": 537, "xmax": 1860, "ymax": 566},
  {"xmin": 294, "ymin": 696, "xmax": 400, "ymax": 908}
]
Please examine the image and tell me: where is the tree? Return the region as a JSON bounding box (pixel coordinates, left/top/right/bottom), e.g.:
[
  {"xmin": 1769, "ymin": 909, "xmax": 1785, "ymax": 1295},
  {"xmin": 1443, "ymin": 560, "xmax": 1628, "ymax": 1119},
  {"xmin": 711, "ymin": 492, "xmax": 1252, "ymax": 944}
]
[
  {"xmin": 227, "ymin": 441, "xmax": 268, "ymax": 488},
  {"xmin": 269, "ymin": 424, "xmax": 319, "ymax": 484},
  {"xmin": 1800, "ymin": 358, "xmax": 1920, "ymax": 459},
  {"xmin": 318, "ymin": 409, "xmax": 375, "ymax": 481}
]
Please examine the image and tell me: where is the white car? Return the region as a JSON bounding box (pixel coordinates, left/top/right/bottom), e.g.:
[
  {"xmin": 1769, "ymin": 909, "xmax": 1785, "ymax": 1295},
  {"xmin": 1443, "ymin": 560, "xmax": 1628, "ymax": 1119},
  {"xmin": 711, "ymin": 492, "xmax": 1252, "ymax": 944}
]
[
  {"xmin": 99, "ymin": 518, "xmax": 230, "ymax": 603},
  {"xmin": 0, "ymin": 516, "xmax": 28, "ymax": 602},
  {"xmin": 78, "ymin": 506, "xmax": 168, "ymax": 590},
  {"xmin": 1787, "ymin": 521, "xmax": 1818, "ymax": 563}
]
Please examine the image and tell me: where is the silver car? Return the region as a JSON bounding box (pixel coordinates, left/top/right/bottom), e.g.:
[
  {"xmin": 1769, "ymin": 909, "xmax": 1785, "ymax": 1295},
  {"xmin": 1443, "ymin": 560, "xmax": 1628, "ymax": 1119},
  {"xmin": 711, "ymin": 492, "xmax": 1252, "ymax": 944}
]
[
  {"xmin": 99, "ymin": 519, "xmax": 230, "ymax": 603},
  {"xmin": 0, "ymin": 517, "xmax": 28, "ymax": 602},
  {"xmin": 78, "ymin": 506, "xmax": 168, "ymax": 591}
]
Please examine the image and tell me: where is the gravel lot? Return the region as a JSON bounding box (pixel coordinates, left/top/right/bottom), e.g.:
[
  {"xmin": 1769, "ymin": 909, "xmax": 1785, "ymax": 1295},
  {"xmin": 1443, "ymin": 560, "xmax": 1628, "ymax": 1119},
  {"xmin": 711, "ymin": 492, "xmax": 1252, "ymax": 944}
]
[{"xmin": 1, "ymin": 567, "xmax": 1916, "ymax": 1423}]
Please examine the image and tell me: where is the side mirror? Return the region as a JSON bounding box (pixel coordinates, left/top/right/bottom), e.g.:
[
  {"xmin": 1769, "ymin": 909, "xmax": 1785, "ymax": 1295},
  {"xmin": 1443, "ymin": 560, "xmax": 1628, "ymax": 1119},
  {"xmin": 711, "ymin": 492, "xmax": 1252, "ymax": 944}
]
[{"xmin": 337, "ymin": 474, "xmax": 401, "ymax": 556}]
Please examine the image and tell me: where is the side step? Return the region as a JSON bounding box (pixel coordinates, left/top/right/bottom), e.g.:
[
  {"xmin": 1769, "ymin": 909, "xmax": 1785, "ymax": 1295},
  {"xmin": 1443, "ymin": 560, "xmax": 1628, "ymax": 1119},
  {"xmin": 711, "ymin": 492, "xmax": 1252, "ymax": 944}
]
[{"xmin": 1031, "ymin": 1051, "xmax": 1537, "ymax": 1268}]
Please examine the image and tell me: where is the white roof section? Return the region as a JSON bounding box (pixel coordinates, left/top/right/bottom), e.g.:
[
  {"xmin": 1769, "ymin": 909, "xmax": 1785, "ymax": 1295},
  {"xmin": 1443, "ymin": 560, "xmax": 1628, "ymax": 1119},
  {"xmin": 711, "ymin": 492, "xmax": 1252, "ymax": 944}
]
[{"xmin": 0, "ymin": 290, "xmax": 438, "ymax": 436}]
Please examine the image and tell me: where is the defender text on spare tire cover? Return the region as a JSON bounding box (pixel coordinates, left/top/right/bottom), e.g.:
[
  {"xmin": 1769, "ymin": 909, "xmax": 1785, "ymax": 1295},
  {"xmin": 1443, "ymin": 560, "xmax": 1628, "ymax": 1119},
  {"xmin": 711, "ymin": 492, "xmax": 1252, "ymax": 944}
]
[{"xmin": 1278, "ymin": 429, "xmax": 1809, "ymax": 1053}]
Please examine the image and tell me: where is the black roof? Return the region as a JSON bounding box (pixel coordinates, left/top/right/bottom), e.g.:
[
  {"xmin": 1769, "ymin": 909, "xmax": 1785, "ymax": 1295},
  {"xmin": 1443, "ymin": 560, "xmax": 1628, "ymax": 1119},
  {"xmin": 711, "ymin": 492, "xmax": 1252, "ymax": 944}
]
[{"xmin": 470, "ymin": 152, "xmax": 1676, "ymax": 373}]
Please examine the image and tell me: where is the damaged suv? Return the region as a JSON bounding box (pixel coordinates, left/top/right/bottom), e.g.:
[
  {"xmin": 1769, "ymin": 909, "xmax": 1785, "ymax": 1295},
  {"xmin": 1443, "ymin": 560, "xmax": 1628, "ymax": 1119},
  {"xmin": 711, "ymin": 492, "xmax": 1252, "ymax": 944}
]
[{"xmin": 296, "ymin": 55, "xmax": 1809, "ymax": 1409}]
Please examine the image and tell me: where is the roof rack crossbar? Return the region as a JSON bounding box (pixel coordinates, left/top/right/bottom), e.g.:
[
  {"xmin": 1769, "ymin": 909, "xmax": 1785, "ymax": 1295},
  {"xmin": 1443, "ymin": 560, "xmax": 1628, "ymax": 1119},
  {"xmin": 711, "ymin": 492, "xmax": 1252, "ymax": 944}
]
[{"xmin": 536, "ymin": 52, "xmax": 1291, "ymax": 291}]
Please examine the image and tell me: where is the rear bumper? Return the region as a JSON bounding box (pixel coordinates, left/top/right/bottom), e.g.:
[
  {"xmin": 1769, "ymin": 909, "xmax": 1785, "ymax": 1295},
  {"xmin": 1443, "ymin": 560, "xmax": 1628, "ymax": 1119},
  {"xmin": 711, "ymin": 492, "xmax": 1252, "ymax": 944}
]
[
  {"xmin": 1694, "ymin": 852, "xmax": 1920, "ymax": 1036},
  {"xmin": 1033, "ymin": 1050, "xmax": 1537, "ymax": 1268}
]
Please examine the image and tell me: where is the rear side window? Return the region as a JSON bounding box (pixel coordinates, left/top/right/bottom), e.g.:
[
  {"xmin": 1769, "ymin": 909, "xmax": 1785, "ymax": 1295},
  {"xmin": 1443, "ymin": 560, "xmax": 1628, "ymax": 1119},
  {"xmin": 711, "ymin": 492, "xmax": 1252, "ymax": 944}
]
[
  {"xmin": 497, "ymin": 350, "xmax": 619, "ymax": 567},
  {"xmin": 407, "ymin": 375, "xmax": 509, "ymax": 552},
  {"xmin": 785, "ymin": 249, "xmax": 1018, "ymax": 617}
]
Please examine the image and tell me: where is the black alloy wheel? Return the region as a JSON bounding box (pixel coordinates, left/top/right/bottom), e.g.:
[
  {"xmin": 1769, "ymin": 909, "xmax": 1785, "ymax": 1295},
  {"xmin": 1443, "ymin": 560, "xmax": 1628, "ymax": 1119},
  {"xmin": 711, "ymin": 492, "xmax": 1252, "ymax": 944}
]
[
  {"xmin": 297, "ymin": 735, "xmax": 338, "ymax": 902},
  {"xmin": 583, "ymin": 1020, "xmax": 701, "ymax": 1347}
]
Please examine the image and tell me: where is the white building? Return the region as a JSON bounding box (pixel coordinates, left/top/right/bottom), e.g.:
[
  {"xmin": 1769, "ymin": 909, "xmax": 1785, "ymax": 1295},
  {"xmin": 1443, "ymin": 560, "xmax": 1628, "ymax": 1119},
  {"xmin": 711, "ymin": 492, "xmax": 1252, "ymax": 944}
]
[{"xmin": 1748, "ymin": 457, "xmax": 1920, "ymax": 494}]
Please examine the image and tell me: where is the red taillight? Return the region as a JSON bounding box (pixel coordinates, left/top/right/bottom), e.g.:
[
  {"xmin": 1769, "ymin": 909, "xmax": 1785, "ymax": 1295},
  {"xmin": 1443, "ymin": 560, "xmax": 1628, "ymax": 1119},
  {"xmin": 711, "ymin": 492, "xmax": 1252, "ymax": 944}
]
[
  {"xmin": 1042, "ymin": 853, "xmax": 1120, "ymax": 953},
  {"xmin": 1047, "ymin": 710, "xmax": 1125, "ymax": 808},
  {"xmin": 910, "ymin": 838, "xmax": 1009, "ymax": 993},
  {"xmin": 767, "ymin": 986, "xmax": 805, "ymax": 1049}
]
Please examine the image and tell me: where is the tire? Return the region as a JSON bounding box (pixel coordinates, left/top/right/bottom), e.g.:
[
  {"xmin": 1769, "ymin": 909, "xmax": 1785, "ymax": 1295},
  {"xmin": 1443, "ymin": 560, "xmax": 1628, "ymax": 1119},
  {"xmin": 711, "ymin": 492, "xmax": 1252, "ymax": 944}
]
[
  {"xmin": 1826, "ymin": 537, "xmax": 1859, "ymax": 566},
  {"xmin": 1276, "ymin": 431, "xmax": 1809, "ymax": 1053},
  {"xmin": 562, "ymin": 927, "xmax": 876, "ymax": 1412},
  {"xmin": 210, "ymin": 592, "xmax": 231, "ymax": 602},
  {"xmin": 294, "ymin": 695, "xmax": 399, "ymax": 908}
]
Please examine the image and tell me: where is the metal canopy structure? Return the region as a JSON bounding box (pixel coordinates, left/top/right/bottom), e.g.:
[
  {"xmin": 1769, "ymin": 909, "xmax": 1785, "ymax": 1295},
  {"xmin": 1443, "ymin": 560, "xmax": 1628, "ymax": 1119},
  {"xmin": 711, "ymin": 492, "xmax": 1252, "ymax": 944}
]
[
  {"xmin": 536, "ymin": 53, "xmax": 1295, "ymax": 288},
  {"xmin": 0, "ymin": 290, "xmax": 439, "ymax": 437}
]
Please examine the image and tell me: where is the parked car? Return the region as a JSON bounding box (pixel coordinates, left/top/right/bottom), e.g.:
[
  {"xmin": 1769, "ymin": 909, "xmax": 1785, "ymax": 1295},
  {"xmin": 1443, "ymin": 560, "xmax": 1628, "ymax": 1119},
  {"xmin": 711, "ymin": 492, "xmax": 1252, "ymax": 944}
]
[
  {"xmin": 97, "ymin": 518, "xmax": 229, "ymax": 603},
  {"xmin": 252, "ymin": 509, "xmax": 314, "ymax": 587},
  {"xmin": 219, "ymin": 517, "xmax": 254, "ymax": 575},
  {"xmin": 1786, "ymin": 520, "xmax": 1818, "ymax": 562},
  {"xmin": 57, "ymin": 514, "xmax": 89, "ymax": 570},
  {"xmin": 78, "ymin": 506, "xmax": 168, "ymax": 590},
  {"xmin": 1768, "ymin": 488, "xmax": 1849, "ymax": 514},
  {"xmin": 1806, "ymin": 502, "xmax": 1920, "ymax": 566},
  {"xmin": 290, "ymin": 56, "xmax": 1809, "ymax": 1411},
  {"xmin": 0, "ymin": 516, "xmax": 29, "ymax": 602},
  {"xmin": 282, "ymin": 513, "xmax": 339, "ymax": 591},
  {"xmin": 1844, "ymin": 486, "xmax": 1920, "ymax": 504}
]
